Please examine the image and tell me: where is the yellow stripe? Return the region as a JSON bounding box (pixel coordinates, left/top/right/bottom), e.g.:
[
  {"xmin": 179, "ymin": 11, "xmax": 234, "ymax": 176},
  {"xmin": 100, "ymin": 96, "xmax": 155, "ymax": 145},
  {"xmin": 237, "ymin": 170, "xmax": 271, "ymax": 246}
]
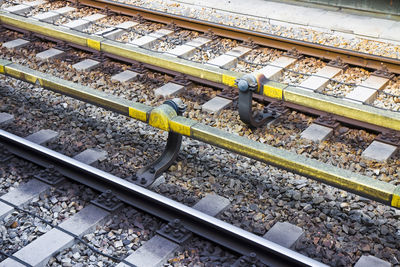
[
  {"xmin": 169, "ymin": 117, "xmax": 196, "ymax": 136},
  {"xmin": 129, "ymin": 106, "xmax": 147, "ymax": 122},
  {"xmin": 392, "ymin": 186, "xmax": 400, "ymax": 208},
  {"xmin": 263, "ymin": 85, "xmax": 283, "ymax": 99},
  {"xmin": 87, "ymin": 39, "xmax": 101, "ymax": 51},
  {"xmin": 284, "ymin": 86, "xmax": 400, "ymax": 131},
  {"xmin": 148, "ymin": 105, "xmax": 177, "ymax": 131},
  {"xmin": 222, "ymin": 74, "xmax": 237, "ymax": 87},
  {"xmin": 0, "ymin": 65, "xmax": 4, "ymax": 74}
]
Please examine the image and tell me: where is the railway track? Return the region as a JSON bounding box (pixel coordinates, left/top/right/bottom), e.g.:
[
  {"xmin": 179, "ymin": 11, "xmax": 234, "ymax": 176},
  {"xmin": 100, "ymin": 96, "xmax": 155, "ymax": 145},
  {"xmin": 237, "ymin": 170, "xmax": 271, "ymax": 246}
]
[
  {"xmin": 0, "ymin": 118, "xmax": 324, "ymax": 266},
  {"xmin": 1, "ymin": 0, "xmax": 400, "ymax": 132},
  {"xmin": 1, "ymin": 0, "xmax": 400, "ymax": 265}
]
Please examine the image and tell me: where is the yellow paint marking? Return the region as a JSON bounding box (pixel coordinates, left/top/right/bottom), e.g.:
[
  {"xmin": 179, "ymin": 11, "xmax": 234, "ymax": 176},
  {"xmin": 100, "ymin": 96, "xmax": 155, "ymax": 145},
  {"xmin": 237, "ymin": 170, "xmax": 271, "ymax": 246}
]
[
  {"xmin": 0, "ymin": 65, "xmax": 4, "ymax": 74},
  {"xmin": 263, "ymin": 84, "xmax": 283, "ymax": 100},
  {"xmin": 148, "ymin": 105, "xmax": 177, "ymax": 131},
  {"xmin": 87, "ymin": 39, "xmax": 101, "ymax": 51},
  {"xmin": 222, "ymin": 74, "xmax": 237, "ymax": 87},
  {"xmin": 392, "ymin": 187, "xmax": 400, "ymax": 208},
  {"xmin": 129, "ymin": 107, "xmax": 147, "ymax": 122},
  {"xmin": 170, "ymin": 120, "xmax": 191, "ymax": 136}
]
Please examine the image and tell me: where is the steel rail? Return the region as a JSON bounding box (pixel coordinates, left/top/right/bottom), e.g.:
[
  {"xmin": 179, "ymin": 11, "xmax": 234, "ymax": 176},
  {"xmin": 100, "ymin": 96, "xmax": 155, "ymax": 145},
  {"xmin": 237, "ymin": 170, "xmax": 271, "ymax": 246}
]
[
  {"xmin": 74, "ymin": 0, "xmax": 400, "ymax": 74},
  {"xmin": 0, "ymin": 129, "xmax": 326, "ymax": 267}
]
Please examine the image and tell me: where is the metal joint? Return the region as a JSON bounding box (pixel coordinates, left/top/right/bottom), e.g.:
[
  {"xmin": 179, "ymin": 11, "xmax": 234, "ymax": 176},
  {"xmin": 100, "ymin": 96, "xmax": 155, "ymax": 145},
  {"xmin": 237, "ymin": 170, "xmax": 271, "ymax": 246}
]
[
  {"xmin": 314, "ymin": 115, "xmax": 340, "ymax": 129},
  {"xmin": 376, "ymin": 130, "xmax": 400, "ymax": 146},
  {"xmin": 90, "ymin": 52, "xmax": 107, "ymax": 63},
  {"xmin": 203, "ymin": 29, "xmax": 218, "ymax": 40},
  {"xmin": 241, "ymin": 38, "xmax": 258, "ymax": 49},
  {"xmin": 265, "ymin": 101, "xmax": 289, "ymax": 117},
  {"xmin": 217, "ymin": 87, "xmax": 239, "ymax": 101},
  {"xmin": 157, "ymin": 219, "xmax": 192, "ymax": 245},
  {"xmin": 91, "ymin": 190, "xmax": 123, "ymax": 212},
  {"xmin": 233, "ymin": 252, "xmax": 265, "ymax": 267},
  {"xmin": 373, "ymin": 64, "xmax": 394, "ymax": 79},
  {"xmin": 129, "ymin": 62, "xmax": 147, "ymax": 74},
  {"xmin": 34, "ymin": 165, "xmax": 65, "ymax": 185},
  {"xmin": 128, "ymin": 99, "xmax": 184, "ymax": 187},
  {"xmin": 54, "ymin": 41, "xmax": 71, "ymax": 52},
  {"xmin": 284, "ymin": 47, "xmax": 303, "ymax": 59},
  {"xmin": 327, "ymin": 57, "xmax": 348, "ymax": 69},
  {"xmin": 171, "ymin": 74, "xmax": 191, "ymax": 87},
  {"xmin": 236, "ymin": 75, "xmax": 274, "ymax": 128},
  {"xmin": 0, "ymin": 146, "xmax": 13, "ymax": 163}
]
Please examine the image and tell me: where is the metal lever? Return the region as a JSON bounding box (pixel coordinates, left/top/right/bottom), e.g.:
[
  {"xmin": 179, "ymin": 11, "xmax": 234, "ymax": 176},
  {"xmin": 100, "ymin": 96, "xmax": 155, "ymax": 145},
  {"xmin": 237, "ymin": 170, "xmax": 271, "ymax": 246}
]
[
  {"xmin": 237, "ymin": 74, "xmax": 274, "ymax": 128},
  {"xmin": 129, "ymin": 98, "xmax": 186, "ymax": 187}
]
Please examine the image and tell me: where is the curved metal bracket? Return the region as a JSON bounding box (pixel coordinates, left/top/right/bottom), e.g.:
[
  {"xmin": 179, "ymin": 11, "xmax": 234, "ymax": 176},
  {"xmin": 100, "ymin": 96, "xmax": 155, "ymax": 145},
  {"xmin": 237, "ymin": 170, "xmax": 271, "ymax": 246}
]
[
  {"xmin": 130, "ymin": 131, "xmax": 182, "ymax": 187},
  {"xmin": 237, "ymin": 75, "xmax": 274, "ymax": 128}
]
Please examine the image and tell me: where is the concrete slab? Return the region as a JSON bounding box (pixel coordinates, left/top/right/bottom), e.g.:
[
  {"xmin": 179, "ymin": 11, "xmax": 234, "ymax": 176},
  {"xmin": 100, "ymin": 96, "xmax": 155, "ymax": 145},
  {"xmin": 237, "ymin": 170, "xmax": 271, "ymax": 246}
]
[
  {"xmin": 31, "ymin": 11, "xmax": 59, "ymax": 22},
  {"xmin": 164, "ymin": 44, "xmax": 196, "ymax": 58},
  {"xmin": 225, "ymin": 46, "xmax": 252, "ymax": 57},
  {"xmin": 301, "ymin": 123, "xmax": 333, "ymax": 142},
  {"xmin": 0, "ymin": 205, "xmax": 109, "ymax": 267},
  {"xmin": 192, "ymin": 194, "xmax": 230, "ymax": 217},
  {"xmin": 116, "ymin": 235, "xmax": 179, "ymax": 267},
  {"xmin": 36, "ymin": 48, "xmax": 64, "ymax": 60},
  {"xmin": 154, "ymin": 82, "xmax": 185, "ymax": 98},
  {"xmin": 95, "ymin": 27, "xmax": 116, "ymax": 36},
  {"xmin": 73, "ymin": 148, "xmax": 107, "ymax": 165},
  {"xmin": 103, "ymin": 29, "xmax": 126, "ymax": 40},
  {"xmin": 298, "ymin": 66, "xmax": 342, "ymax": 91},
  {"xmin": 111, "ymin": 70, "xmax": 139, "ymax": 83},
  {"xmin": 254, "ymin": 56, "xmax": 297, "ymax": 80},
  {"xmin": 263, "ymin": 222, "xmax": 304, "ymax": 249},
  {"xmin": 354, "ymin": 255, "xmax": 391, "ymax": 267},
  {"xmin": 25, "ymin": 129, "xmax": 58, "ymax": 145},
  {"xmin": 201, "ymin": 96, "xmax": 232, "ymax": 114},
  {"xmin": 116, "ymin": 21, "xmax": 138, "ymax": 30},
  {"xmin": 362, "ymin": 141, "xmax": 398, "ymax": 162},
  {"xmin": 344, "ymin": 87, "xmax": 378, "ymax": 104},
  {"xmin": 53, "ymin": 6, "xmax": 76, "ymax": 14},
  {"xmin": 0, "ymin": 179, "xmax": 50, "ymax": 220},
  {"xmin": 0, "ymin": 113, "xmax": 14, "ymax": 126},
  {"xmin": 206, "ymin": 54, "xmax": 237, "ymax": 69},
  {"xmin": 360, "ymin": 75, "xmax": 389, "ymax": 89},
  {"xmin": 2, "ymin": 38, "xmax": 30, "ymax": 49},
  {"xmin": 82, "ymin": 13, "xmax": 106, "ymax": 22},
  {"xmin": 22, "ymin": 0, "xmax": 46, "ymax": 7},
  {"xmin": 185, "ymin": 37, "xmax": 211, "ymax": 47},
  {"xmin": 148, "ymin": 29, "xmax": 174, "ymax": 38},
  {"xmin": 62, "ymin": 19, "xmax": 90, "ymax": 31},
  {"xmin": 4, "ymin": 4, "xmax": 30, "ymax": 15},
  {"xmin": 130, "ymin": 35, "xmax": 158, "ymax": 48},
  {"xmin": 72, "ymin": 59, "xmax": 101, "ymax": 71},
  {"xmin": 381, "ymin": 23, "xmax": 400, "ymax": 42}
]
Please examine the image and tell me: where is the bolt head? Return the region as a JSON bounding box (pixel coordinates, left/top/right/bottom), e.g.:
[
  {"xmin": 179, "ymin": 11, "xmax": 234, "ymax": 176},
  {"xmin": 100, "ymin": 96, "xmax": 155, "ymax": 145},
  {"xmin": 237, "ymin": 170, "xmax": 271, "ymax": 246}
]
[{"xmin": 237, "ymin": 79, "xmax": 249, "ymax": 92}]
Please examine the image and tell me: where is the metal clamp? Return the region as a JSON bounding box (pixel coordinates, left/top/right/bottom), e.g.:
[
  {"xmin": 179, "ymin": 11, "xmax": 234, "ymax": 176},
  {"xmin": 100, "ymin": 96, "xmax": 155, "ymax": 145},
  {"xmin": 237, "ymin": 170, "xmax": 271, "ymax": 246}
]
[
  {"xmin": 236, "ymin": 74, "xmax": 274, "ymax": 128},
  {"xmin": 128, "ymin": 99, "xmax": 185, "ymax": 187},
  {"xmin": 91, "ymin": 190, "xmax": 123, "ymax": 212},
  {"xmin": 157, "ymin": 219, "xmax": 192, "ymax": 244},
  {"xmin": 34, "ymin": 165, "xmax": 65, "ymax": 185},
  {"xmin": 233, "ymin": 252, "xmax": 265, "ymax": 267}
]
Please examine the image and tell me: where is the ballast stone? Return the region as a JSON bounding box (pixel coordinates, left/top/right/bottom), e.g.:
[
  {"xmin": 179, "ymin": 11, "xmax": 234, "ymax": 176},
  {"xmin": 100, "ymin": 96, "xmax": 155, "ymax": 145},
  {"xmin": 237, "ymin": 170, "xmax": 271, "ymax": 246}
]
[
  {"xmin": 263, "ymin": 222, "xmax": 304, "ymax": 249},
  {"xmin": 354, "ymin": 255, "xmax": 391, "ymax": 267},
  {"xmin": 300, "ymin": 123, "xmax": 333, "ymax": 142},
  {"xmin": 154, "ymin": 82, "xmax": 185, "ymax": 98},
  {"xmin": 201, "ymin": 96, "xmax": 232, "ymax": 114},
  {"xmin": 36, "ymin": 48, "xmax": 64, "ymax": 60},
  {"xmin": 362, "ymin": 141, "xmax": 398, "ymax": 162},
  {"xmin": 2, "ymin": 38, "xmax": 30, "ymax": 49}
]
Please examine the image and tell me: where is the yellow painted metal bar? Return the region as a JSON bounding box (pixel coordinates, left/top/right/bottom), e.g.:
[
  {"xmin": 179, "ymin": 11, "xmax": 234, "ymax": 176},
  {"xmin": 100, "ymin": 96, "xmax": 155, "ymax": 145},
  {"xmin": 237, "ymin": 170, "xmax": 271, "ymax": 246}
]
[
  {"xmin": 191, "ymin": 124, "xmax": 398, "ymax": 207},
  {"xmin": 284, "ymin": 86, "xmax": 400, "ymax": 131},
  {"xmin": 1, "ymin": 60, "xmax": 399, "ymax": 208},
  {"xmin": 3, "ymin": 11, "xmax": 400, "ymax": 131}
]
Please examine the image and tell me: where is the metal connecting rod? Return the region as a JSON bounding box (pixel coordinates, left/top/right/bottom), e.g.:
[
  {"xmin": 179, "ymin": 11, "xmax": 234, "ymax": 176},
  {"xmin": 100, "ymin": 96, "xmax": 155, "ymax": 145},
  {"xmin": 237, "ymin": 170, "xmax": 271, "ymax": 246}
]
[
  {"xmin": 236, "ymin": 74, "xmax": 274, "ymax": 127},
  {"xmin": 131, "ymin": 99, "xmax": 186, "ymax": 187}
]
